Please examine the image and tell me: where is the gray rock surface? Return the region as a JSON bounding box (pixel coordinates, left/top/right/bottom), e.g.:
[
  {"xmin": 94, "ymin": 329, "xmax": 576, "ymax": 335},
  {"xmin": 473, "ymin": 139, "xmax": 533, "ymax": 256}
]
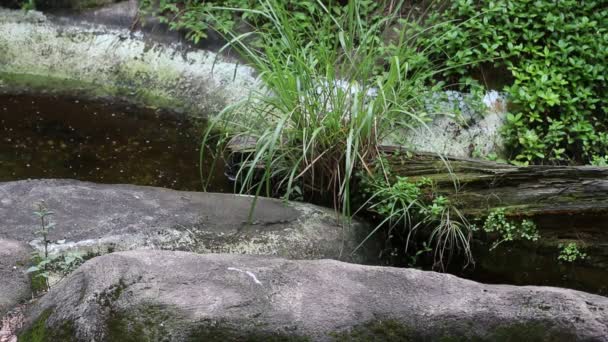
[
  {"xmin": 0, "ymin": 7, "xmax": 260, "ymax": 117},
  {"xmin": 394, "ymin": 90, "xmax": 508, "ymax": 159},
  {"xmin": 21, "ymin": 251, "xmax": 608, "ymax": 341},
  {"xmin": 0, "ymin": 179, "xmax": 376, "ymax": 262},
  {"xmin": 0, "ymin": 239, "xmax": 31, "ymax": 316}
]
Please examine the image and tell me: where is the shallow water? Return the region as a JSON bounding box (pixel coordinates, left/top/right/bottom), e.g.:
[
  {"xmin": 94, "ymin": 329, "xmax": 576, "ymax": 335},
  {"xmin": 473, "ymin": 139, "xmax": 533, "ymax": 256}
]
[{"xmin": 0, "ymin": 94, "xmax": 230, "ymax": 192}]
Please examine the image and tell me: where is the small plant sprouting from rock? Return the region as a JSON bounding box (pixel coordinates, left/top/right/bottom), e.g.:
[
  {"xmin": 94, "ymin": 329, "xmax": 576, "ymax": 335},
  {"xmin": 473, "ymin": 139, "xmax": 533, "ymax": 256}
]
[
  {"xmin": 558, "ymin": 242, "xmax": 587, "ymax": 263},
  {"xmin": 27, "ymin": 202, "xmax": 55, "ymax": 291},
  {"xmin": 483, "ymin": 209, "xmax": 540, "ymax": 251},
  {"xmin": 27, "ymin": 202, "xmax": 84, "ymax": 292}
]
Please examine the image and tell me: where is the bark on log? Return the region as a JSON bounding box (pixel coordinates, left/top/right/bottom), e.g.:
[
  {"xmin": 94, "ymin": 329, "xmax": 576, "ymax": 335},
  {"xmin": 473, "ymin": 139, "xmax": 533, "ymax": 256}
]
[{"xmin": 379, "ymin": 145, "xmax": 608, "ymax": 218}]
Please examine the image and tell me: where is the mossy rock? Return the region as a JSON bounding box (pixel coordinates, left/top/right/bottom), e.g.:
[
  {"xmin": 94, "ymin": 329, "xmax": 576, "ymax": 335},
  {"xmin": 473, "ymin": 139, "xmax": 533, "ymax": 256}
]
[
  {"xmin": 34, "ymin": 0, "xmax": 117, "ymax": 10},
  {"xmin": 18, "ymin": 309, "xmax": 77, "ymax": 342}
]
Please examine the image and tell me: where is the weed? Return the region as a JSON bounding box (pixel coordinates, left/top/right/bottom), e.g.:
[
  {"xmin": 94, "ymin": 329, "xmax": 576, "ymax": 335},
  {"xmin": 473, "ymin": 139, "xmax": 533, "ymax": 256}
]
[
  {"xmin": 558, "ymin": 242, "xmax": 587, "ymax": 263},
  {"xmin": 482, "ymin": 208, "xmax": 539, "ymax": 251},
  {"xmin": 356, "ymin": 165, "xmax": 473, "ymax": 270},
  {"xmin": 26, "ymin": 202, "xmax": 84, "ymax": 292},
  {"xmin": 199, "ymin": 0, "xmax": 445, "ymax": 220}
]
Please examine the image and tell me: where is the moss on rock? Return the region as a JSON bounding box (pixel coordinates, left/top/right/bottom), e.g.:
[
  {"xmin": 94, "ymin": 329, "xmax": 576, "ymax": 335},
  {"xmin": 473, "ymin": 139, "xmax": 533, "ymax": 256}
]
[{"xmin": 18, "ymin": 309, "xmax": 77, "ymax": 342}]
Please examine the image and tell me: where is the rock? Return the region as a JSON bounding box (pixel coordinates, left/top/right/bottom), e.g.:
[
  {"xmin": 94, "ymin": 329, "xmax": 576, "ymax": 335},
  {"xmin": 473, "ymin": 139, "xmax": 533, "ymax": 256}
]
[
  {"xmin": 34, "ymin": 0, "xmax": 116, "ymax": 10},
  {"xmin": 20, "ymin": 251, "xmax": 608, "ymax": 341},
  {"xmin": 0, "ymin": 240, "xmax": 31, "ymax": 316},
  {"xmin": 394, "ymin": 90, "xmax": 508, "ymax": 159},
  {"xmin": 0, "ymin": 7, "xmax": 260, "ymax": 117},
  {"xmin": 0, "ymin": 179, "xmax": 376, "ymax": 263}
]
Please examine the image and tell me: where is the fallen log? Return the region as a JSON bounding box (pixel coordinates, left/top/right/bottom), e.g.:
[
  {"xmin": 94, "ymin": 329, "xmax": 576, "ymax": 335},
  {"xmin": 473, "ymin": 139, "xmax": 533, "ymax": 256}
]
[{"xmin": 380, "ymin": 145, "xmax": 608, "ymax": 218}]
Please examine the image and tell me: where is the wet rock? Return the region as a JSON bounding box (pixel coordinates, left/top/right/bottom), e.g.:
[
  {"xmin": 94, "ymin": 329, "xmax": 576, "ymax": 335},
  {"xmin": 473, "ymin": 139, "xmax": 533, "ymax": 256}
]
[
  {"xmin": 20, "ymin": 251, "xmax": 608, "ymax": 341},
  {"xmin": 0, "ymin": 179, "xmax": 377, "ymax": 263},
  {"xmin": 0, "ymin": 240, "xmax": 31, "ymax": 316}
]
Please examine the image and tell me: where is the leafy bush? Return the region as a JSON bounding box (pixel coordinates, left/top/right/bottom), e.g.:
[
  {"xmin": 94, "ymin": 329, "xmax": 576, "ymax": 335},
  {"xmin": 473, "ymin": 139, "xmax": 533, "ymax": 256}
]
[
  {"xmin": 558, "ymin": 242, "xmax": 587, "ymax": 263},
  {"xmin": 140, "ymin": 0, "xmax": 383, "ymax": 45},
  {"xmin": 423, "ymin": 0, "xmax": 607, "ymax": 165},
  {"xmin": 482, "ymin": 208, "xmax": 539, "ymax": 250},
  {"xmin": 356, "ymin": 166, "xmax": 473, "ymax": 270}
]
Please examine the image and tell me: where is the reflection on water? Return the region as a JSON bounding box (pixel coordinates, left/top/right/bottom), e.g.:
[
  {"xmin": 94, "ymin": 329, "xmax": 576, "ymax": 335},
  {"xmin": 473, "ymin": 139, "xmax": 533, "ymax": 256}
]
[{"xmin": 0, "ymin": 94, "xmax": 230, "ymax": 192}]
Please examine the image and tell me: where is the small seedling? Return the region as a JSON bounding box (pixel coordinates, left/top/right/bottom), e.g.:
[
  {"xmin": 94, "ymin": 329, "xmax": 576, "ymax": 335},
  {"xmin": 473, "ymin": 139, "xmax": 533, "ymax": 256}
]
[{"xmin": 27, "ymin": 201, "xmax": 55, "ymax": 291}]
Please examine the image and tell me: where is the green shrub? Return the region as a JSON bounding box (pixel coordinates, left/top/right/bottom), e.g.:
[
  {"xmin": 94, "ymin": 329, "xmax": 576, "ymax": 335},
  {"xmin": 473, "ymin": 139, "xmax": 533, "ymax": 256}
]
[
  {"xmin": 140, "ymin": 0, "xmax": 383, "ymax": 45},
  {"xmin": 356, "ymin": 167, "xmax": 473, "ymax": 269},
  {"xmin": 422, "ymin": 0, "xmax": 607, "ymax": 165},
  {"xmin": 558, "ymin": 242, "xmax": 587, "ymax": 263},
  {"xmin": 482, "ymin": 208, "xmax": 539, "ymax": 250}
]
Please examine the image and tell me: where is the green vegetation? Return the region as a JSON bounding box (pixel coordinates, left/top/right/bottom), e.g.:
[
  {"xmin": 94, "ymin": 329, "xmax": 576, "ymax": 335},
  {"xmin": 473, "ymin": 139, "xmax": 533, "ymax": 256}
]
[
  {"xmin": 421, "ymin": 0, "xmax": 607, "ymax": 165},
  {"xmin": 199, "ymin": 1, "xmax": 443, "ymax": 213},
  {"xmin": 558, "ymin": 242, "xmax": 587, "ymax": 263},
  {"xmin": 482, "ymin": 208, "xmax": 540, "ymax": 251},
  {"xmin": 26, "ymin": 202, "xmax": 55, "ymax": 291},
  {"xmin": 18, "ymin": 309, "xmax": 76, "ymax": 342},
  {"xmin": 194, "ymin": 0, "xmax": 477, "ymax": 266},
  {"xmin": 149, "ymin": 0, "xmax": 605, "ymax": 268},
  {"xmin": 27, "ymin": 202, "xmax": 84, "ymax": 292},
  {"xmin": 356, "ymin": 165, "xmax": 472, "ymax": 269},
  {"xmin": 141, "ymin": 0, "xmax": 384, "ymax": 45}
]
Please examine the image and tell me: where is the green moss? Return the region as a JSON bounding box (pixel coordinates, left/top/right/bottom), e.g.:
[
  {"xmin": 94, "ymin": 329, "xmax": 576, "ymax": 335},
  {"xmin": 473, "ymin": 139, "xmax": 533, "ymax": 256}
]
[
  {"xmin": 107, "ymin": 305, "xmax": 310, "ymax": 342},
  {"xmin": 330, "ymin": 320, "xmax": 413, "ymax": 341},
  {"xmin": 95, "ymin": 279, "xmax": 127, "ymax": 308},
  {"xmin": 329, "ymin": 320, "xmax": 578, "ymax": 342},
  {"xmin": 488, "ymin": 322, "xmax": 576, "ymax": 342},
  {"xmin": 18, "ymin": 309, "xmax": 76, "ymax": 342},
  {"xmin": 186, "ymin": 322, "xmax": 311, "ymax": 342}
]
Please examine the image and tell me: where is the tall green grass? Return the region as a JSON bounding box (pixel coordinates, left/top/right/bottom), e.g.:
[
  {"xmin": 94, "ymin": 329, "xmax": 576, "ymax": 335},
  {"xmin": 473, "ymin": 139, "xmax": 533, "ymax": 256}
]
[{"xmin": 200, "ymin": 0, "xmax": 474, "ymax": 266}]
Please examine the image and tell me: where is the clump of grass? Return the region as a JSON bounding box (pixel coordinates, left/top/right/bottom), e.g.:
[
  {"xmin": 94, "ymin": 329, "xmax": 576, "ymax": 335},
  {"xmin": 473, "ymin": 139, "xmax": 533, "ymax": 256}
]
[
  {"xmin": 202, "ymin": 0, "xmax": 437, "ymax": 209},
  {"xmin": 200, "ymin": 0, "xmax": 474, "ymax": 265}
]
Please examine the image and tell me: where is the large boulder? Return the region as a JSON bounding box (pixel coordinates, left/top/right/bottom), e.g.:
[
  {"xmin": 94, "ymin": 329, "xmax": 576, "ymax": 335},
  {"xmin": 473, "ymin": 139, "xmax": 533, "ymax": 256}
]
[
  {"xmin": 19, "ymin": 251, "xmax": 608, "ymax": 341},
  {"xmin": 0, "ymin": 179, "xmax": 376, "ymax": 263},
  {"xmin": 0, "ymin": 239, "xmax": 31, "ymax": 316}
]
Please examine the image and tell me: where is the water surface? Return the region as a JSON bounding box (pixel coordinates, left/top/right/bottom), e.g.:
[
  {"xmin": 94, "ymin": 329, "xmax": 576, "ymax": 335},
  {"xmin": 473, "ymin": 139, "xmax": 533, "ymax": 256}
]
[{"xmin": 0, "ymin": 94, "xmax": 229, "ymax": 192}]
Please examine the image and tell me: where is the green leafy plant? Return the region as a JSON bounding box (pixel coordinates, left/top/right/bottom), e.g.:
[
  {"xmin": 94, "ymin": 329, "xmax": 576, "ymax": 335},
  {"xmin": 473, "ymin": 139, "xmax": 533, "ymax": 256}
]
[
  {"xmin": 482, "ymin": 208, "xmax": 539, "ymax": 250},
  {"xmin": 420, "ymin": 0, "xmax": 607, "ymax": 165},
  {"xmin": 21, "ymin": 0, "xmax": 35, "ymax": 10},
  {"xmin": 26, "ymin": 202, "xmax": 84, "ymax": 292},
  {"xmin": 26, "ymin": 202, "xmax": 55, "ymax": 291},
  {"xmin": 558, "ymin": 242, "xmax": 587, "ymax": 263},
  {"xmin": 140, "ymin": 0, "xmax": 384, "ymax": 45},
  {"xmin": 355, "ymin": 165, "xmax": 473, "ymax": 270}
]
